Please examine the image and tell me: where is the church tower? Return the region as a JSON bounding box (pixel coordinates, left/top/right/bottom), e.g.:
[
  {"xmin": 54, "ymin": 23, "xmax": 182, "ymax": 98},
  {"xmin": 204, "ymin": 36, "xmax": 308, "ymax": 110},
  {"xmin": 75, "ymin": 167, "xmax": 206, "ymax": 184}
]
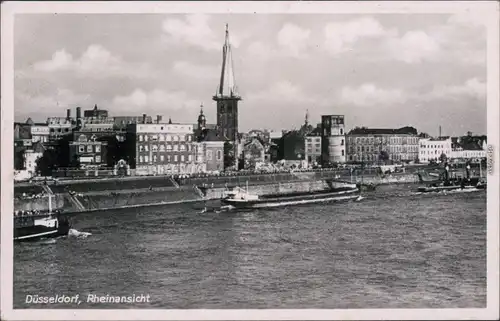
[
  {"xmin": 197, "ymin": 104, "xmax": 206, "ymax": 130},
  {"xmin": 213, "ymin": 24, "xmax": 241, "ymax": 166}
]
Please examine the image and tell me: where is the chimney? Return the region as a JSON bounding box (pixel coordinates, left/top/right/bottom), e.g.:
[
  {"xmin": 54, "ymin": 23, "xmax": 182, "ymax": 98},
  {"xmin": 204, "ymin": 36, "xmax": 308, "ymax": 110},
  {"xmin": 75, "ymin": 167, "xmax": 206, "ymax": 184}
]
[
  {"xmin": 439, "ymin": 125, "xmax": 442, "ymax": 138},
  {"xmin": 66, "ymin": 109, "xmax": 71, "ymax": 120},
  {"xmin": 157, "ymin": 115, "xmax": 162, "ymax": 124},
  {"xmin": 76, "ymin": 107, "xmax": 82, "ymax": 120},
  {"xmin": 142, "ymin": 114, "xmax": 147, "ymax": 124}
]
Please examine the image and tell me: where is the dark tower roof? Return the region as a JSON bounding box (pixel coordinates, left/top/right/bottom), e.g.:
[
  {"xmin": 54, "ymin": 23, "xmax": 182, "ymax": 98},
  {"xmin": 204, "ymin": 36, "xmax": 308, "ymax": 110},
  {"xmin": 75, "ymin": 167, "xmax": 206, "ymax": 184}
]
[{"xmin": 213, "ymin": 24, "xmax": 241, "ymax": 101}]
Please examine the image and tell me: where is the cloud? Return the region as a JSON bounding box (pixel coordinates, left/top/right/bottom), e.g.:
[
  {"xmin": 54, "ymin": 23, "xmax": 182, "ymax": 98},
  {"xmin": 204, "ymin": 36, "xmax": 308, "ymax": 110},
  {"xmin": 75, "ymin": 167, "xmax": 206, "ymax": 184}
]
[
  {"xmin": 386, "ymin": 30, "xmax": 440, "ymax": 63},
  {"xmin": 162, "ymin": 14, "xmax": 219, "ymax": 51},
  {"xmin": 447, "ymin": 12, "xmax": 486, "ymax": 28},
  {"xmin": 248, "ymin": 80, "xmax": 316, "ymax": 104},
  {"xmin": 111, "ymin": 89, "xmax": 200, "ymax": 113},
  {"xmin": 277, "ymin": 23, "xmax": 311, "ymax": 57},
  {"xmin": 339, "ymin": 83, "xmax": 407, "ymax": 106},
  {"xmin": 32, "ymin": 45, "xmax": 152, "ymax": 78},
  {"xmin": 323, "ymin": 17, "xmax": 395, "ymax": 54},
  {"xmin": 424, "ymin": 78, "xmax": 486, "ymax": 101},
  {"xmin": 172, "ymin": 61, "xmax": 219, "ymax": 80},
  {"xmin": 15, "ymin": 88, "xmax": 92, "ymax": 115}
]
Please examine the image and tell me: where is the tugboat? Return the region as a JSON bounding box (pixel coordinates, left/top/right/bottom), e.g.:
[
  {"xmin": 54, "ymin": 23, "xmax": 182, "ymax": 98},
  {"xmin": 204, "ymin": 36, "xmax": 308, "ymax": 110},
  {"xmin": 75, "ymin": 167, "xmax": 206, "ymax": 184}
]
[
  {"xmin": 417, "ymin": 162, "xmax": 486, "ymax": 193},
  {"xmin": 14, "ymin": 194, "xmax": 71, "ymax": 242},
  {"xmin": 221, "ymin": 180, "xmax": 360, "ymax": 209}
]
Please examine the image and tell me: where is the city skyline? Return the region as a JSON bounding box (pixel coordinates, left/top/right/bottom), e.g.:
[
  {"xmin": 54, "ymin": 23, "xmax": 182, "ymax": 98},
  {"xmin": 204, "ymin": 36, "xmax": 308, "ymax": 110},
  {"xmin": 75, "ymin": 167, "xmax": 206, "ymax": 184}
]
[{"xmin": 15, "ymin": 13, "xmax": 486, "ymax": 136}]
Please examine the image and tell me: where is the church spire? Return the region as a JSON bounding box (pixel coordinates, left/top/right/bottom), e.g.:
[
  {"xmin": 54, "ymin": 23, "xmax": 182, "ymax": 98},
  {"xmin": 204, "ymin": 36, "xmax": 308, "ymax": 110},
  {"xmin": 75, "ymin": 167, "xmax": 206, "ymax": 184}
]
[
  {"xmin": 215, "ymin": 24, "xmax": 239, "ymax": 99},
  {"xmin": 305, "ymin": 109, "xmax": 309, "ymax": 126}
]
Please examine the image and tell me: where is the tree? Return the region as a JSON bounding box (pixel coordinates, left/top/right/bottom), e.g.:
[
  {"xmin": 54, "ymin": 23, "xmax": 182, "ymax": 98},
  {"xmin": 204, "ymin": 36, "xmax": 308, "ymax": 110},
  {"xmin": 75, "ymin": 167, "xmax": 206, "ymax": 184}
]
[
  {"xmin": 14, "ymin": 147, "xmax": 26, "ymax": 170},
  {"xmin": 35, "ymin": 149, "xmax": 58, "ymax": 176},
  {"xmin": 378, "ymin": 150, "xmax": 390, "ymax": 164},
  {"xmin": 439, "ymin": 152, "xmax": 447, "ymax": 163}
]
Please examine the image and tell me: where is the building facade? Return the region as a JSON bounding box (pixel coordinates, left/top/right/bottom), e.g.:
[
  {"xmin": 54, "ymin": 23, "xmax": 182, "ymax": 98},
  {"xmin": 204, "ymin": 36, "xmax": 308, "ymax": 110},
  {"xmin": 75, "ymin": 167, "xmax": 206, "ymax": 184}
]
[
  {"xmin": 242, "ymin": 137, "xmax": 266, "ymax": 169},
  {"xmin": 126, "ymin": 123, "xmax": 200, "ymax": 175},
  {"xmin": 23, "ymin": 142, "xmax": 45, "ymax": 176},
  {"xmin": 305, "ymin": 128, "xmax": 322, "ymax": 166},
  {"xmin": 321, "ymin": 115, "xmax": 346, "ymax": 164},
  {"xmin": 69, "ymin": 132, "xmax": 108, "ymax": 167},
  {"xmin": 31, "ymin": 124, "xmax": 50, "ymax": 143},
  {"xmin": 346, "ymin": 127, "xmax": 419, "ymax": 163},
  {"xmin": 418, "ymin": 137, "xmax": 452, "ymax": 163},
  {"xmin": 47, "ymin": 115, "xmax": 74, "ymax": 141}
]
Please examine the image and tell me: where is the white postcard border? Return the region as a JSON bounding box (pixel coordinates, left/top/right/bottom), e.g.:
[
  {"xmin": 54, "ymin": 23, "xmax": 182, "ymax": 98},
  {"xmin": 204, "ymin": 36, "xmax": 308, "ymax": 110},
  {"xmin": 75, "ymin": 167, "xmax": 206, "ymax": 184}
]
[{"xmin": 1, "ymin": 1, "xmax": 498, "ymax": 320}]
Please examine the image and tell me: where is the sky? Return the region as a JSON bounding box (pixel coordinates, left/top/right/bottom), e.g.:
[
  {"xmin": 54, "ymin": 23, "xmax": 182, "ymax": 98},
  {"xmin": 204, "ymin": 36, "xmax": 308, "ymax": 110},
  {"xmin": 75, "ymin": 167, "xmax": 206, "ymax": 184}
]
[{"xmin": 14, "ymin": 13, "xmax": 487, "ymax": 136}]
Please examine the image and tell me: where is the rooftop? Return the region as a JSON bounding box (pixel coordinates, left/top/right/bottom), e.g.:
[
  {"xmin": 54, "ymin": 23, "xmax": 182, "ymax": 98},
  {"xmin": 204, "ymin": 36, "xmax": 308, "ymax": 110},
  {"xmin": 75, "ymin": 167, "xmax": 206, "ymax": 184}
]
[{"xmin": 348, "ymin": 126, "xmax": 418, "ymax": 136}]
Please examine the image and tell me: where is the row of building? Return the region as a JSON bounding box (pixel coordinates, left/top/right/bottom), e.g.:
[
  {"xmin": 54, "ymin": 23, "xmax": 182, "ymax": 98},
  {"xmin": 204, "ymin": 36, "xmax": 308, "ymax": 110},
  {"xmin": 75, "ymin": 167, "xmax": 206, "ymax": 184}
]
[{"xmin": 13, "ymin": 24, "xmax": 487, "ymax": 180}]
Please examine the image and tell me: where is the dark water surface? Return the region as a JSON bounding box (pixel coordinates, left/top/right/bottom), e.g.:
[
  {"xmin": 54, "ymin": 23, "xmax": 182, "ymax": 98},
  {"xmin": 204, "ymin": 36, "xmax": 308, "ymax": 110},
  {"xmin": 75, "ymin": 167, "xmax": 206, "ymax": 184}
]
[{"xmin": 14, "ymin": 185, "xmax": 487, "ymax": 309}]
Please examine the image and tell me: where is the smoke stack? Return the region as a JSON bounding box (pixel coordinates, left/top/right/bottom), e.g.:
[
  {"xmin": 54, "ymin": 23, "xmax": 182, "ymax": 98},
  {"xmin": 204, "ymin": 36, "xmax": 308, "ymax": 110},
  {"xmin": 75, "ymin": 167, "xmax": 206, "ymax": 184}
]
[
  {"xmin": 157, "ymin": 115, "xmax": 162, "ymax": 124},
  {"xmin": 66, "ymin": 109, "xmax": 71, "ymax": 120},
  {"xmin": 76, "ymin": 107, "xmax": 81, "ymax": 120},
  {"xmin": 142, "ymin": 114, "xmax": 147, "ymax": 124},
  {"xmin": 439, "ymin": 125, "xmax": 442, "ymax": 138}
]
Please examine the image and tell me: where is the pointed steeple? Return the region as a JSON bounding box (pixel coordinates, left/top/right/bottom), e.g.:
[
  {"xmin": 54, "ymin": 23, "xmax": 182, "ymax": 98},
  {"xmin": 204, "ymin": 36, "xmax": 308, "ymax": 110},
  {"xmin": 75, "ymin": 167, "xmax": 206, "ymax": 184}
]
[
  {"xmin": 305, "ymin": 109, "xmax": 309, "ymax": 126},
  {"xmin": 215, "ymin": 24, "xmax": 239, "ymax": 99}
]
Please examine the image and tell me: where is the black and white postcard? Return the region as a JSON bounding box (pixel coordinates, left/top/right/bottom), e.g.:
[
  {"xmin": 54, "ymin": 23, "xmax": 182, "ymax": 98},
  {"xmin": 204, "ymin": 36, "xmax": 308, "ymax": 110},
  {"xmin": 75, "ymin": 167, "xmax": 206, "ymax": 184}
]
[{"xmin": 1, "ymin": 1, "xmax": 499, "ymax": 320}]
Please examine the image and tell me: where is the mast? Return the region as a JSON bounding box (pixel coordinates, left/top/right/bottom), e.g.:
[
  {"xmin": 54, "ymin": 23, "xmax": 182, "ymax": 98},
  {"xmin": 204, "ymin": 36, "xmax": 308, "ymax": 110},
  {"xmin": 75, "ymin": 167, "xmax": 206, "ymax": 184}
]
[{"xmin": 48, "ymin": 194, "xmax": 52, "ymax": 213}]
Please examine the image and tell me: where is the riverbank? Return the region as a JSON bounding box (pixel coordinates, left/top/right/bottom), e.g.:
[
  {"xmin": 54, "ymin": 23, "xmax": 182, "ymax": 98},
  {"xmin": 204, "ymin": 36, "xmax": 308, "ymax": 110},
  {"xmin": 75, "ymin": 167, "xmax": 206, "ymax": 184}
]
[{"xmin": 13, "ymin": 171, "xmax": 425, "ymax": 214}]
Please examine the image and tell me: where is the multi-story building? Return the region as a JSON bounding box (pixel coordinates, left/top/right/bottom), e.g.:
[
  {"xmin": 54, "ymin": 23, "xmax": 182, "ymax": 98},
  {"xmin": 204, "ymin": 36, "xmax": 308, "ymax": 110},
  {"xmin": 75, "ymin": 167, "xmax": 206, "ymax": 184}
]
[
  {"xmin": 346, "ymin": 126, "xmax": 419, "ymax": 163},
  {"xmin": 194, "ymin": 106, "xmax": 225, "ymax": 172},
  {"xmin": 68, "ymin": 132, "xmax": 108, "ymax": 167},
  {"xmin": 47, "ymin": 111, "xmax": 74, "ymax": 141},
  {"xmin": 321, "ymin": 115, "xmax": 346, "ymax": 164},
  {"xmin": 126, "ymin": 122, "xmax": 198, "ymax": 175},
  {"xmin": 305, "ymin": 127, "xmax": 322, "ymax": 166},
  {"xmin": 84, "ymin": 105, "xmax": 109, "ymax": 118},
  {"xmin": 14, "ymin": 121, "xmax": 33, "ymax": 148},
  {"xmin": 242, "ymin": 137, "xmax": 266, "ymax": 169},
  {"xmin": 23, "ymin": 142, "xmax": 45, "ymax": 176},
  {"xmin": 418, "ymin": 137, "xmax": 452, "ymax": 163},
  {"xmin": 451, "ymin": 136, "xmax": 487, "ymax": 161},
  {"xmin": 30, "ymin": 123, "xmax": 50, "ymax": 143}
]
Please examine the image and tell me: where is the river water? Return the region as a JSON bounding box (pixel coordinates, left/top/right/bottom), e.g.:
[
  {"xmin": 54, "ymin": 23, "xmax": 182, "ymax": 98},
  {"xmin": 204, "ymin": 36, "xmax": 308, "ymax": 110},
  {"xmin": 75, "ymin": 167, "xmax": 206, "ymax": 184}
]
[{"xmin": 13, "ymin": 184, "xmax": 486, "ymax": 309}]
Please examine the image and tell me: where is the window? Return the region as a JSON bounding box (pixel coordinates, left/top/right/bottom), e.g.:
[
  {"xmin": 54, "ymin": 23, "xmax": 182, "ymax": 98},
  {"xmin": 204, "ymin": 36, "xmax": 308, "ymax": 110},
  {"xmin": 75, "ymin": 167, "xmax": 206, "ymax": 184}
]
[
  {"xmin": 152, "ymin": 135, "xmax": 158, "ymax": 141},
  {"xmin": 173, "ymin": 145, "xmax": 178, "ymax": 151},
  {"xmin": 217, "ymin": 150, "xmax": 222, "ymax": 160},
  {"xmin": 145, "ymin": 145, "xmax": 149, "ymax": 152},
  {"xmin": 188, "ymin": 136, "xmax": 192, "ymax": 142},
  {"xmin": 152, "ymin": 145, "xmax": 158, "ymax": 152},
  {"xmin": 145, "ymin": 155, "xmax": 149, "ymax": 162},
  {"xmin": 160, "ymin": 155, "xmax": 165, "ymax": 162},
  {"xmin": 341, "ymin": 150, "xmax": 345, "ymax": 156},
  {"xmin": 166, "ymin": 135, "xmax": 171, "ymax": 141},
  {"xmin": 96, "ymin": 155, "xmax": 101, "ymax": 163},
  {"xmin": 145, "ymin": 135, "xmax": 149, "ymax": 142},
  {"xmin": 207, "ymin": 150, "xmax": 213, "ymax": 161},
  {"xmin": 160, "ymin": 145, "xmax": 165, "ymax": 152},
  {"xmin": 180, "ymin": 144, "xmax": 186, "ymax": 151},
  {"xmin": 341, "ymin": 139, "xmax": 344, "ymax": 146},
  {"xmin": 79, "ymin": 145, "xmax": 85, "ymax": 153},
  {"xmin": 181, "ymin": 155, "xmax": 185, "ymax": 162},
  {"xmin": 139, "ymin": 135, "xmax": 143, "ymax": 142},
  {"xmin": 188, "ymin": 155, "xmax": 192, "ymax": 162},
  {"xmin": 139, "ymin": 145, "xmax": 144, "ymax": 152},
  {"xmin": 174, "ymin": 135, "xmax": 179, "ymax": 142},
  {"xmin": 340, "ymin": 128, "xmax": 343, "ymax": 135},
  {"xmin": 166, "ymin": 144, "xmax": 172, "ymax": 151},
  {"xmin": 159, "ymin": 135, "xmax": 165, "ymax": 141},
  {"xmin": 153, "ymin": 155, "xmax": 157, "ymax": 162},
  {"xmin": 174, "ymin": 155, "xmax": 178, "ymax": 162},
  {"xmin": 87, "ymin": 145, "xmax": 93, "ymax": 153},
  {"xmin": 95, "ymin": 145, "xmax": 101, "ymax": 152},
  {"xmin": 167, "ymin": 155, "xmax": 171, "ymax": 162}
]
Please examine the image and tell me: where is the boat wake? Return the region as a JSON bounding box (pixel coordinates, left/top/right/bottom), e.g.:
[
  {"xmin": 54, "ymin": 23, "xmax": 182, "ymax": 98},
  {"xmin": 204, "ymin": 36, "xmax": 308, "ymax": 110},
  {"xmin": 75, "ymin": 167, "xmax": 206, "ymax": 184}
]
[{"xmin": 68, "ymin": 229, "xmax": 92, "ymax": 239}]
